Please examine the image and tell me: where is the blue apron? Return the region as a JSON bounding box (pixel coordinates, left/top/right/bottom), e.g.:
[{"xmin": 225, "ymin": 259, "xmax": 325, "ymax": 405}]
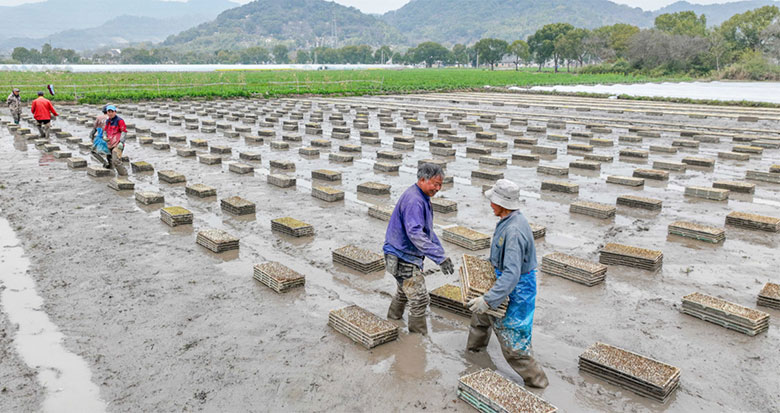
[
  {"xmin": 92, "ymin": 128, "xmax": 110, "ymax": 155},
  {"xmin": 492, "ymin": 268, "xmax": 537, "ymax": 355}
]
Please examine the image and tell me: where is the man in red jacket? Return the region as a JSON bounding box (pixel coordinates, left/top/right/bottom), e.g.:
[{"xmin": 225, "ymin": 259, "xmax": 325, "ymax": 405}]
[
  {"xmin": 103, "ymin": 105, "xmax": 127, "ymax": 176},
  {"xmin": 30, "ymin": 91, "xmax": 58, "ymax": 139}
]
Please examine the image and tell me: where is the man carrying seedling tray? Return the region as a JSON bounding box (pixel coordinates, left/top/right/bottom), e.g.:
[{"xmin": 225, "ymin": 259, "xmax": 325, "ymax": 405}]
[
  {"xmin": 466, "ymin": 179, "xmax": 548, "ymax": 388},
  {"xmin": 102, "ymin": 105, "xmax": 128, "ymax": 176},
  {"xmin": 383, "ymin": 163, "xmax": 455, "ymax": 334}
]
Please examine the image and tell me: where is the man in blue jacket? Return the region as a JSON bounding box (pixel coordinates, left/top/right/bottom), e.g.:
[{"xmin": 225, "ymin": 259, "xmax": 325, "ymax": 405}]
[
  {"xmin": 384, "ymin": 163, "xmax": 454, "ymax": 334},
  {"xmin": 466, "ymin": 179, "xmax": 548, "ymax": 388}
]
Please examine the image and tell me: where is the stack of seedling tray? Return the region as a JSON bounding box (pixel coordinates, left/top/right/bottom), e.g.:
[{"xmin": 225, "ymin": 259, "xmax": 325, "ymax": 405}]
[
  {"xmin": 599, "ymin": 243, "xmax": 663, "ymax": 272},
  {"xmin": 228, "ymin": 162, "xmax": 255, "ymax": 174},
  {"xmin": 542, "ymin": 252, "xmax": 607, "ymax": 286},
  {"xmin": 459, "ymin": 254, "xmax": 507, "ymax": 318},
  {"xmin": 541, "ymin": 180, "xmax": 579, "ymax": 194},
  {"xmin": 87, "ymin": 165, "xmax": 112, "ymax": 177},
  {"xmin": 131, "ymin": 161, "xmax": 154, "ymax": 173},
  {"xmin": 268, "ymin": 173, "xmax": 296, "ymax": 188},
  {"xmin": 633, "ymin": 169, "xmax": 669, "ymax": 181},
  {"xmin": 186, "ymin": 184, "xmax": 217, "ymax": 198},
  {"xmin": 357, "ymin": 182, "xmax": 391, "ymax": 195},
  {"xmin": 429, "ymin": 284, "xmax": 471, "ymax": 318},
  {"xmin": 712, "ymin": 181, "xmax": 755, "ymax": 194},
  {"xmin": 135, "ymin": 191, "xmax": 164, "ymax": 205},
  {"xmin": 312, "ymin": 186, "xmax": 344, "ymax": 202},
  {"xmin": 108, "ymin": 178, "xmax": 134, "ymax": 191},
  {"xmin": 616, "ymin": 195, "xmax": 662, "ymax": 211},
  {"xmin": 685, "ymin": 186, "xmax": 729, "ymax": 201},
  {"xmin": 578, "ymin": 342, "xmax": 680, "ymax": 403},
  {"xmin": 725, "ymin": 211, "xmax": 780, "ymax": 232},
  {"xmin": 332, "ymin": 245, "xmax": 385, "ymax": 273},
  {"xmin": 271, "ymin": 217, "xmax": 314, "ymax": 237},
  {"xmin": 757, "ymin": 282, "xmax": 780, "ymax": 310},
  {"xmin": 443, "ymin": 226, "xmax": 491, "ymax": 250},
  {"xmin": 67, "ymin": 157, "xmax": 87, "ymax": 168},
  {"xmin": 530, "ymin": 223, "xmax": 546, "ymax": 239},
  {"xmin": 368, "ymin": 204, "xmax": 394, "ymax": 221},
  {"xmin": 607, "ymin": 175, "xmax": 644, "ymax": 187},
  {"xmin": 431, "ymin": 198, "xmax": 458, "ymax": 213},
  {"xmin": 457, "ymin": 369, "xmax": 558, "ymax": 413},
  {"xmin": 681, "ymin": 292, "xmax": 769, "ymax": 336},
  {"xmin": 253, "ymin": 262, "xmax": 305, "ymax": 293},
  {"xmin": 668, "ymin": 221, "xmax": 725, "ymax": 243},
  {"xmin": 160, "ymin": 206, "xmax": 193, "ymax": 227},
  {"xmin": 196, "ymin": 228, "xmax": 240, "ymax": 253},
  {"xmin": 328, "ymin": 305, "xmax": 398, "ymax": 349},
  {"xmin": 570, "ymin": 201, "xmax": 616, "ymax": 219},
  {"xmin": 158, "ymin": 170, "xmax": 185, "ymax": 183},
  {"xmin": 312, "ymin": 169, "xmax": 341, "ymax": 181},
  {"xmin": 221, "ymin": 196, "xmax": 256, "ymax": 215}
]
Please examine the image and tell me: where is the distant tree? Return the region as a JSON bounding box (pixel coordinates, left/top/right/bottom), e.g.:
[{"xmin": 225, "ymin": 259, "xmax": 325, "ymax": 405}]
[
  {"xmin": 240, "ymin": 46, "xmax": 271, "ymax": 64},
  {"xmin": 507, "ymin": 40, "xmax": 530, "ymax": 70},
  {"xmin": 591, "ymin": 23, "xmax": 640, "ymax": 60},
  {"xmin": 719, "ymin": 6, "xmax": 780, "ymax": 52},
  {"xmin": 374, "ymin": 45, "xmax": 392, "ymax": 63},
  {"xmin": 295, "ymin": 50, "xmax": 310, "ymax": 64},
  {"xmin": 655, "ymin": 11, "xmax": 707, "ymax": 37},
  {"xmin": 761, "ymin": 21, "xmax": 780, "ymax": 61},
  {"xmin": 474, "ymin": 38, "xmax": 508, "ymax": 70},
  {"xmin": 391, "ymin": 51, "xmax": 405, "ymax": 64},
  {"xmin": 628, "ymin": 29, "xmax": 709, "ymax": 72},
  {"xmin": 528, "ymin": 23, "xmax": 574, "ymax": 72},
  {"xmin": 410, "ymin": 42, "xmax": 452, "ymax": 67},
  {"xmin": 11, "ymin": 47, "xmax": 33, "ymax": 63},
  {"xmin": 451, "ymin": 43, "xmax": 469, "ymax": 67},
  {"xmin": 272, "ymin": 44, "xmax": 289, "ymax": 64},
  {"xmin": 555, "ymin": 28, "xmax": 589, "ymax": 70}
]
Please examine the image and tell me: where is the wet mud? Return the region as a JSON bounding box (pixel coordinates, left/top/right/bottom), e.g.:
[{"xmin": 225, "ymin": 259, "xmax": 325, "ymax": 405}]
[{"xmin": 0, "ymin": 91, "xmax": 778, "ymax": 412}]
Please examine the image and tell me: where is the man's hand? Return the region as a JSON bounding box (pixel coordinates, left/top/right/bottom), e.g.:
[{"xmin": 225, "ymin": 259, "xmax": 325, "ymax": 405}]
[
  {"xmin": 468, "ymin": 296, "xmax": 490, "ymax": 314},
  {"xmin": 439, "ymin": 257, "xmax": 454, "ymax": 275}
]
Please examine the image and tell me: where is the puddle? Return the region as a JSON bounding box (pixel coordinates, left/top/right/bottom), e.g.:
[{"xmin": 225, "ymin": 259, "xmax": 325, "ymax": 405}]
[{"xmin": 0, "ymin": 214, "xmax": 106, "ymax": 413}]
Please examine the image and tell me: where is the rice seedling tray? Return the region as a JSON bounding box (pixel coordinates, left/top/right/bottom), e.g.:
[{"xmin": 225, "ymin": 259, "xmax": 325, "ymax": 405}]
[
  {"xmin": 186, "ymin": 184, "xmax": 217, "ymax": 198},
  {"xmin": 271, "ymin": 217, "xmax": 314, "ymax": 237},
  {"xmin": 221, "ymin": 196, "xmax": 256, "ymax": 215},
  {"xmin": 328, "ymin": 305, "xmax": 398, "ymax": 349},
  {"xmin": 725, "ymin": 211, "xmax": 780, "ymax": 232},
  {"xmin": 332, "ymin": 245, "xmax": 385, "ymax": 273},
  {"xmin": 458, "ymin": 369, "xmax": 558, "ymax": 413},
  {"xmin": 108, "ymin": 178, "xmax": 134, "ymax": 191},
  {"xmin": 668, "ymin": 221, "xmax": 725, "ymax": 243},
  {"xmin": 459, "ymin": 254, "xmax": 507, "ymax": 318},
  {"xmin": 570, "ymin": 201, "xmax": 616, "ymax": 219},
  {"xmin": 542, "ymin": 252, "xmax": 607, "ymax": 286},
  {"xmin": 160, "ymin": 206, "xmax": 193, "ymax": 227},
  {"xmin": 430, "ymin": 284, "xmax": 471, "ymax": 318},
  {"xmin": 443, "ymin": 227, "xmax": 491, "ymax": 250},
  {"xmin": 599, "ymin": 243, "xmax": 663, "ymax": 272},
  {"xmin": 196, "ymin": 228, "xmax": 239, "ymax": 253},
  {"xmin": 253, "ymin": 262, "xmax": 305, "ymax": 293}
]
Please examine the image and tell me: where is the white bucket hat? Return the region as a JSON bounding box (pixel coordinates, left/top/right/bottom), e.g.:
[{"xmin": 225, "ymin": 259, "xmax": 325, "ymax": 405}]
[{"xmin": 485, "ymin": 179, "xmax": 521, "ymax": 210}]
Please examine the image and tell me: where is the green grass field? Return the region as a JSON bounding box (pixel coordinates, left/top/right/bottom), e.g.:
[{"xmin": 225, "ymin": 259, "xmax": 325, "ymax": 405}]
[{"xmin": 1, "ymin": 68, "xmax": 690, "ymax": 104}]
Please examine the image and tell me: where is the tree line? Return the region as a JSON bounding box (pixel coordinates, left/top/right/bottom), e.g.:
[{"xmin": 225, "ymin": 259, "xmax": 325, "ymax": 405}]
[{"xmin": 5, "ymin": 6, "xmax": 779, "ymax": 79}]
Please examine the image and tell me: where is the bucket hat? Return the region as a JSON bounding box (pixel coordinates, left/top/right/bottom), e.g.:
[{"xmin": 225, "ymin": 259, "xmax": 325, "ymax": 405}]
[{"xmin": 485, "ymin": 179, "xmax": 522, "ymax": 210}]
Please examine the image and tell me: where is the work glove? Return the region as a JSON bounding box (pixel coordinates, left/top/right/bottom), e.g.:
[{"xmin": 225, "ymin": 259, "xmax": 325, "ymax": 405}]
[
  {"xmin": 116, "ymin": 142, "xmax": 125, "ymax": 152},
  {"xmin": 468, "ymin": 296, "xmax": 490, "ymax": 314},
  {"xmin": 439, "ymin": 257, "xmax": 454, "ymax": 275}
]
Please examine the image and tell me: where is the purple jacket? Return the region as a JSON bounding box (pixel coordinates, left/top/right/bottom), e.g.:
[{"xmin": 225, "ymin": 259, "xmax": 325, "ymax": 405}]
[{"xmin": 383, "ymin": 184, "xmax": 446, "ymax": 269}]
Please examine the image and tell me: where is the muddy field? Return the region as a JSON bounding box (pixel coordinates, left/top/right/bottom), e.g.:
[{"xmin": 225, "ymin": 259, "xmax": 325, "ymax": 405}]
[{"xmin": 0, "ymin": 92, "xmax": 778, "ymax": 412}]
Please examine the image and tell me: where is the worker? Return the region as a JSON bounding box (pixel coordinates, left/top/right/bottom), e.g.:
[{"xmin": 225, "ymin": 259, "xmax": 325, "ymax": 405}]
[
  {"xmin": 89, "ymin": 105, "xmax": 110, "ymax": 167},
  {"xmin": 466, "ymin": 179, "xmax": 548, "ymax": 388},
  {"xmin": 103, "ymin": 105, "xmax": 127, "ymax": 176},
  {"xmin": 384, "ymin": 162, "xmax": 454, "ymax": 334},
  {"xmin": 6, "ymin": 88, "xmax": 22, "ymax": 125},
  {"xmin": 30, "ymin": 91, "xmax": 58, "ymax": 138}
]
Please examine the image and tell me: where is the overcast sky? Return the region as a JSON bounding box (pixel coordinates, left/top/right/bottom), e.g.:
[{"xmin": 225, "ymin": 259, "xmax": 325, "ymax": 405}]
[{"xmin": 0, "ymin": 0, "xmax": 755, "ymax": 13}]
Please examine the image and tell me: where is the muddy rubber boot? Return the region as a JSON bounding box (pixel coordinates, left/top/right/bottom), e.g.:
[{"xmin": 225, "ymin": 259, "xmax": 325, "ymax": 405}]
[
  {"xmin": 466, "ymin": 313, "xmax": 492, "ymax": 352},
  {"xmin": 505, "ymin": 354, "xmax": 549, "ymax": 389},
  {"xmin": 114, "ymin": 162, "xmax": 128, "ymax": 176},
  {"xmin": 387, "ymin": 297, "xmax": 406, "ymax": 320},
  {"xmin": 407, "ymin": 315, "xmax": 428, "ymax": 335}
]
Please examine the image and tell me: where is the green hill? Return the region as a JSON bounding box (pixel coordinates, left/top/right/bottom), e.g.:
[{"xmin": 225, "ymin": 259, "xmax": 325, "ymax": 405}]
[
  {"xmin": 382, "ymin": 0, "xmax": 654, "ymax": 45},
  {"xmin": 163, "ymin": 0, "xmax": 405, "ymax": 51}
]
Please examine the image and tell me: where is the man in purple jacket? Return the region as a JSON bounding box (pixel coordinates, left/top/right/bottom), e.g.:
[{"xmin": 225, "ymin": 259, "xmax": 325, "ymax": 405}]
[{"xmin": 384, "ymin": 163, "xmax": 455, "ymax": 334}]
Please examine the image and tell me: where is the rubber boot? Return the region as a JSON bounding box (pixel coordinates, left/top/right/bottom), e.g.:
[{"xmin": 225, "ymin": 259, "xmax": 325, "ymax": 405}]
[
  {"xmin": 504, "ymin": 354, "xmax": 549, "ymax": 389},
  {"xmin": 466, "ymin": 313, "xmax": 492, "ymax": 352},
  {"xmin": 407, "ymin": 315, "xmax": 428, "ymax": 335},
  {"xmin": 387, "ymin": 297, "xmax": 406, "ymax": 320}
]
